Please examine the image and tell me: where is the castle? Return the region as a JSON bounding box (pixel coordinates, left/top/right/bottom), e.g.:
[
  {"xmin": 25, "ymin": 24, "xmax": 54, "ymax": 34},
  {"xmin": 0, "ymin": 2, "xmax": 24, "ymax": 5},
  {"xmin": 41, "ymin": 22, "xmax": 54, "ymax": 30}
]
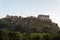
[{"xmin": 6, "ymin": 14, "xmax": 51, "ymax": 21}]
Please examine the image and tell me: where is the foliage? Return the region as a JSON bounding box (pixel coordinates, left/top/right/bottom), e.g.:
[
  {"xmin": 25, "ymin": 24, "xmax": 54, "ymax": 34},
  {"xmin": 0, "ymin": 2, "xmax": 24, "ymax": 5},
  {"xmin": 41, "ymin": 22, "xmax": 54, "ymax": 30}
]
[
  {"xmin": 0, "ymin": 29, "xmax": 60, "ymax": 40},
  {"xmin": 0, "ymin": 16, "xmax": 60, "ymax": 40}
]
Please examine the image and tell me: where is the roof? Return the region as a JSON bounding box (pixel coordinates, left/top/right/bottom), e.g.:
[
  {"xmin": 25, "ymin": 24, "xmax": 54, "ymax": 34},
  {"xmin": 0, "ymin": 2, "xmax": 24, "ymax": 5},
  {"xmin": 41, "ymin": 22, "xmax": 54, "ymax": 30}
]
[{"xmin": 38, "ymin": 14, "xmax": 49, "ymax": 17}]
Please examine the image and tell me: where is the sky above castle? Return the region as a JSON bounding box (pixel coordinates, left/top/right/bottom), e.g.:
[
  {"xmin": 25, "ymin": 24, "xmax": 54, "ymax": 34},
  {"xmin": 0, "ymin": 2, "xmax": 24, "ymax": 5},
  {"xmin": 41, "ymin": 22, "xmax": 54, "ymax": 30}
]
[{"xmin": 0, "ymin": 0, "xmax": 60, "ymax": 27}]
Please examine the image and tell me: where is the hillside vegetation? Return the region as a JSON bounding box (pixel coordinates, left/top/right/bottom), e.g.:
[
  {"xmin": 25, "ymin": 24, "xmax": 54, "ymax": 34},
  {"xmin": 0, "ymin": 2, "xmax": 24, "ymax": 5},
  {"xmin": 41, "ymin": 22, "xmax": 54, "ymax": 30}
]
[{"xmin": 0, "ymin": 15, "xmax": 60, "ymax": 40}]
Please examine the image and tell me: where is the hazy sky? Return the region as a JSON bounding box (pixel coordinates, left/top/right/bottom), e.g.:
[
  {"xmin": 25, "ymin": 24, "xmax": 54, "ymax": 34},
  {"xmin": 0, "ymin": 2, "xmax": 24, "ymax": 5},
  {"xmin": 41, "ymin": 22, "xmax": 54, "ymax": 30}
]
[{"xmin": 0, "ymin": 0, "xmax": 60, "ymax": 27}]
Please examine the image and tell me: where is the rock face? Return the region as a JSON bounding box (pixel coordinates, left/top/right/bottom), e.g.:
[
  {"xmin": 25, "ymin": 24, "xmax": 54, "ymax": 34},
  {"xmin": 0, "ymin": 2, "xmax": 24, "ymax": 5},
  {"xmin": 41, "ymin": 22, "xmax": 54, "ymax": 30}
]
[{"xmin": 0, "ymin": 15, "xmax": 59, "ymax": 33}]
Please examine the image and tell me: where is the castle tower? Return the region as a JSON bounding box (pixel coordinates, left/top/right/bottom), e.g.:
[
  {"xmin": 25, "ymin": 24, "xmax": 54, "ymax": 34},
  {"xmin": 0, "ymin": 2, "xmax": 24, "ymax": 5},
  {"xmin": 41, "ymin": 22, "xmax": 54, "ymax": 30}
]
[
  {"xmin": 6, "ymin": 15, "xmax": 10, "ymax": 18},
  {"xmin": 38, "ymin": 14, "xmax": 50, "ymax": 20}
]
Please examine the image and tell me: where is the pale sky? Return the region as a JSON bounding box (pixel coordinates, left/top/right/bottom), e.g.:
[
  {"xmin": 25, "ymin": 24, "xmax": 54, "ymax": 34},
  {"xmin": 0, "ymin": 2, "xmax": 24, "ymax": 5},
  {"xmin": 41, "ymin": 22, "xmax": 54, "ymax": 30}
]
[{"xmin": 0, "ymin": 0, "xmax": 60, "ymax": 27}]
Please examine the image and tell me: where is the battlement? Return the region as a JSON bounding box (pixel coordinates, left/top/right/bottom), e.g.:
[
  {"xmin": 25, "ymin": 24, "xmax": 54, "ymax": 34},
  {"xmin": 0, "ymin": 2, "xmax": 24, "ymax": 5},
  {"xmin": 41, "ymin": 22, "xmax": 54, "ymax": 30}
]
[{"xmin": 6, "ymin": 15, "xmax": 23, "ymax": 19}]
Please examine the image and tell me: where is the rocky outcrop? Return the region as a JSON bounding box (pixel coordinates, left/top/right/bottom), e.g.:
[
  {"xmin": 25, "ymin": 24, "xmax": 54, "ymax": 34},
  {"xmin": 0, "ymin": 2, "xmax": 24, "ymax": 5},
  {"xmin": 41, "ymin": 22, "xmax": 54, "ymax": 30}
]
[{"xmin": 0, "ymin": 15, "xmax": 59, "ymax": 33}]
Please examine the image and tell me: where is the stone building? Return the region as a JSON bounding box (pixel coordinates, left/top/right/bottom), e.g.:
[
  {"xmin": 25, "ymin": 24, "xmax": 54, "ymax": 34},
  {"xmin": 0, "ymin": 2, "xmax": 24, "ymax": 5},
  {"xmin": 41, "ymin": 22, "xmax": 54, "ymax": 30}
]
[
  {"xmin": 6, "ymin": 15, "xmax": 10, "ymax": 18},
  {"xmin": 38, "ymin": 14, "xmax": 50, "ymax": 20}
]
